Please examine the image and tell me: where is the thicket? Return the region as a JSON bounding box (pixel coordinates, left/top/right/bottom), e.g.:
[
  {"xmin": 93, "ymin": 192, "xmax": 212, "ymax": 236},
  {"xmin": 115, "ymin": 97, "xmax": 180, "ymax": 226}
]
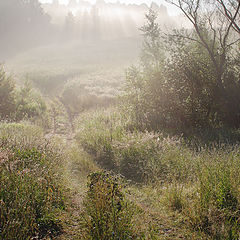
[
  {"xmin": 0, "ymin": 66, "xmax": 48, "ymax": 124},
  {"xmin": 124, "ymin": 7, "xmax": 240, "ymax": 132},
  {"xmin": 0, "ymin": 123, "xmax": 65, "ymax": 239}
]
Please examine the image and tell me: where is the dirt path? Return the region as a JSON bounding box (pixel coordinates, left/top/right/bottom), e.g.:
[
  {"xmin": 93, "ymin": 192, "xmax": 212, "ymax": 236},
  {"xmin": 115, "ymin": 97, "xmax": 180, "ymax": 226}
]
[{"xmin": 49, "ymin": 137, "xmax": 196, "ymax": 240}]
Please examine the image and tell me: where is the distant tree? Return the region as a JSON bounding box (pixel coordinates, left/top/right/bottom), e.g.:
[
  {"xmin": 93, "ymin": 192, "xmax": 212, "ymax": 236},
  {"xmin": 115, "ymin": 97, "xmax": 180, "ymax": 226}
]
[
  {"xmin": 91, "ymin": 6, "xmax": 101, "ymax": 39},
  {"xmin": 64, "ymin": 11, "xmax": 75, "ymax": 38},
  {"xmin": 15, "ymin": 81, "xmax": 47, "ymax": 121},
  {"xmin": 52, "ymin": 0, "xmax": 59, "ymax": 6},
  {"xmin": 0, "ymin": 0, "xmax": 51, "ymax": 57},
  {"xmin": 139, "ymin": 8, "xmax": 163, "ymax": 70},
  {"xmin": 0, "ymin": 66, "xmax": 16, "ymax": 120},
  {"xmin": 68, "ymin": 0, "xmax": 78, "ymax": 8}
]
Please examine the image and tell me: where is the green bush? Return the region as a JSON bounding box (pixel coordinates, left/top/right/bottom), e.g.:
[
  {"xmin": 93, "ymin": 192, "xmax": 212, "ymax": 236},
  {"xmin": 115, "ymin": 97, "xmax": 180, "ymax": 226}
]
[
  {"xmin": 15, "ymin": 81, "xmax": 47, "ymax": 122},
  {"xmin": 0, "ymin": 66, "xmax": 16, "ymax": 120},
  {"xmin": 82, "ymin": 172, "xmax": 137, "ymax": 240}
]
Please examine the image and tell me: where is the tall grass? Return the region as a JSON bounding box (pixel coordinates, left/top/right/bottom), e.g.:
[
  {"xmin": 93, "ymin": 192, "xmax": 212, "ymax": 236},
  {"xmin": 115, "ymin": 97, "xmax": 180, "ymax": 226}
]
[
  {"xmin": 0, "ymin": 123, "xmax": 65, "ymax": 239},
  {"xmin": 75, "ymin": 109, "xmax": 196, "ymax": 183},
  {"xmin": 75, "ymin": 109, "xmax": 240, "ymax": 238},
  {"xmin": 81, "ymin": 171, "xmax": 139, "ymax": 240}
]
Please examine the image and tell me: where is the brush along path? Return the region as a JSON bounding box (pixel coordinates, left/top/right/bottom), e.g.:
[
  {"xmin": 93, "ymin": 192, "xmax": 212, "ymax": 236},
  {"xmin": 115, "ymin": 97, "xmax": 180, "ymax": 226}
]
[
  {"xmin": 127, "ymin": 185, "xmax": 203, "ymax": 240},
  {"xmin": 55, "ymin": 140, "xmax": 97, "ymax": 240},
  {"xmin": 52, "ymin": 136, "xmax": 196, "ymax": 239}
]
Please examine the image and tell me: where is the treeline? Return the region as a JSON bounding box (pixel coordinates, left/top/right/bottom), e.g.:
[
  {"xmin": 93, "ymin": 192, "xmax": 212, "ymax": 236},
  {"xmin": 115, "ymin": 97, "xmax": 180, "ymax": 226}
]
[
  {"xmin": 0, "ymin": 0, "xmax": 172, "ymax": 59},
  {"xmin": 44, "ymin": 0, "xmax": 171, "ymax": 41},
  {"xmin": 0, "ymin": 0, "xmax": 53, "ymax": 59}
]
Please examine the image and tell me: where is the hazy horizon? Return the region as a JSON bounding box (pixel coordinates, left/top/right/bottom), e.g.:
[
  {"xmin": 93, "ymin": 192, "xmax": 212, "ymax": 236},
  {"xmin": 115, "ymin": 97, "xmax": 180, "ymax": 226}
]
[{"xmin": 40, "ymin": 0, "xmax": 180, "ymax": 16}]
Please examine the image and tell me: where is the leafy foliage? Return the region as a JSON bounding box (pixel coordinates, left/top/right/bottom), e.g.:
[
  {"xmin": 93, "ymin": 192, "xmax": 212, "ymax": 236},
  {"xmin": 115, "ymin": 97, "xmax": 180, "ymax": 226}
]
[
  {"xmin": 124, "ymin": 8, "xmax": 240, "ymax": 132},
  {"xmin": 15, "ymin": 80, "xmax": 47, "ymax": 121}
]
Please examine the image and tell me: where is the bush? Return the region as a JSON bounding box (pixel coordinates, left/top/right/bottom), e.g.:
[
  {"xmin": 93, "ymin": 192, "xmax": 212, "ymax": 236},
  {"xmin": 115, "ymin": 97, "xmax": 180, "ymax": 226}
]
[
  {"xmin": 15, "ymin": 81, "xmax": 47, "ymax": 121},
  {"xmin": 0, "ymin": 123, "xmax": 65, "ymax": 239},
  {"xmin": 0, "ymin": 66, "xmax": 16, "ymax": 120},
  {"xmin": 82, "ymin": 172, "xmax": 137, "ymax": 240}
]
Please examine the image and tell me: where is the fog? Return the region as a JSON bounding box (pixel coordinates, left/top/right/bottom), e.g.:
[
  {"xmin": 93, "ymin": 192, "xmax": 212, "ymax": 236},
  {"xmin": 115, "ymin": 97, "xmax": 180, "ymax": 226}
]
[
  {"xmin": 1, "ymin": 1, "xmax": 240, "ymax": 239},
  {"xmin": 0, "ymin": 0, "xmax": 179, "ymax": 60},
  {"xmin": 0, "ymin": 0, "xmax": 181, "ymax": 99}
]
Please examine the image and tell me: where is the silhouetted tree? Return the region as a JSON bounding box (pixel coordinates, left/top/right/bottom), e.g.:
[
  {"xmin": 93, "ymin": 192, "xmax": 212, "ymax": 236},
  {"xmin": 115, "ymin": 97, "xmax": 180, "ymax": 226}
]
[
  {"xmin": 69, "ymin": 0, "xmax": 78, "ymax": 8},
  {"xmin": 216, "ymin": 0, "xmax": 240, "ymax": 34},
  {"xmin": 64, "ymin": 11, "xmax": 75, "ymax": 38},
  {"xmin": 0, "ymin": 0, "xmax": 51, "ymax": 58}
]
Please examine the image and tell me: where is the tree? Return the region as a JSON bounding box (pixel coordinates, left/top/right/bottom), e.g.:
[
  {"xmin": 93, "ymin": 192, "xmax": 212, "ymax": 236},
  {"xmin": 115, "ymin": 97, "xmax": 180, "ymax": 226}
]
[
  {"xmin": 64, "ymin": 11, "xmax": 75, "ymax": 38},
  {"xmin": 52, "ymin": 0, "xmax": 59, "ymax": 6},
  {"xmin": 0, "ymin": 0, "xmax": 51, "ymax": 58},
  {"xmin": 139, "ymin": 8, "xmax": 163, "ymax": 71},
  {"xmin": 69, "ymin": 0, "xmax": 78, "ymax": 8},
  {"xmin": 166, "ymin": 0, "xmax": 240, "ymax": 127},
  {"xmin": 167, "ymin": 0, "xmax": 239, "ymax": 85},
  {"xmin": 216, "ymin": 0, "xmax": 240, "ymax": 34},
  {"xmin": 0, "ymin": 66, "xmax": 16, "ymax": 120},
  {"xmin": 125, "ymin": 4, "xmax": 240, "ymax": 131},
  {"xmin": 15, "ymin": 81, "xmax": 47, "ymax": 121}
]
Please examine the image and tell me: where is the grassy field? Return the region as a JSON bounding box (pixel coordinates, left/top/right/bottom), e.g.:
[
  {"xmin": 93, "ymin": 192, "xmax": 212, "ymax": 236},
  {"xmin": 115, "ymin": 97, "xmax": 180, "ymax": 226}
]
[
  {"xmin": 73, "ymin": 108, "xmax": 240, "ymax": 239},
  {"xmin": 1, "ymin": 37, "xmax": 240, "ymax": 239},
  {"xmin": 5, "ymin": 38, "xmax": 140, "ymax": 96}
]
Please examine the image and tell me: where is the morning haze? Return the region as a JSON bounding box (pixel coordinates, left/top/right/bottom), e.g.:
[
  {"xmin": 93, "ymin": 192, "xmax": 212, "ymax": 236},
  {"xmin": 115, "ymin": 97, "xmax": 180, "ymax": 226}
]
[{"xmin": 0, "ymin": 0, "xmax": 239, "ymax": 239}]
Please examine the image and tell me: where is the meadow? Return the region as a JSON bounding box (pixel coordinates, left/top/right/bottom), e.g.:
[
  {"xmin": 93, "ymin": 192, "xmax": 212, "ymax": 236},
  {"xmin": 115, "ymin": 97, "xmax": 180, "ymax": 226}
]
[{"xmin": 1, "ymin": 3, "xmax": 240, "ymax": 239}]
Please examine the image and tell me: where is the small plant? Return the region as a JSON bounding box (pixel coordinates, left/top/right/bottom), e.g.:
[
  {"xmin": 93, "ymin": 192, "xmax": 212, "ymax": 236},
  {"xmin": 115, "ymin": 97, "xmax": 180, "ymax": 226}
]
[
  {"xmin": 165, "ymin": 183, "xmax": 184, "ymax": 211},
  {"xmin": 82, "ymin": 171, "xmax": 137, "ymax": 240}
]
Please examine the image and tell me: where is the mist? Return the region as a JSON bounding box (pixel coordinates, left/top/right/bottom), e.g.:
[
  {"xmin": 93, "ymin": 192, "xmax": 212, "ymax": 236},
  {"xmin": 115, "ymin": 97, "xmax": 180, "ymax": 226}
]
[
  {"xmin": 1, "ymin": 0, "xmax": 178, "ymax": 100},
  {"xmin": 0, "ymin": 0, "xmax": 175, "ymax": 60},
  {"xmin": 1, "ymin": 0, "xmax": 239, "ymax": 239}
]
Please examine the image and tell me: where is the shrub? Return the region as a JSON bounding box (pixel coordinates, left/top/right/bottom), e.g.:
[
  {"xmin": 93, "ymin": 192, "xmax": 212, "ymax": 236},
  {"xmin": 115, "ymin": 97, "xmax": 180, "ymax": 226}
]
[
  {"xmin": 15, "ymin": 80, "xmax": 47, "ymax": 121},
  {"xmin": 0, "ymin": 123, "xmax": 65, "ymax": 239},
  {"xmin": 0, "ymin": 66, "xmax": 16, "ymax": 120},
  {"xmin": 82, "ymin": 172, "xmax": 137, "ymax": 240}
]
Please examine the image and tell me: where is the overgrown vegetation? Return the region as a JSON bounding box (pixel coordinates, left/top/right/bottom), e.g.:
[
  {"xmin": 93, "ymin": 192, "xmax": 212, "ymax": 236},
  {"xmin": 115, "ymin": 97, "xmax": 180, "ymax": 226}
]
[
  {"xmin": 81, "ymin": 172, "xmax": 138, "ymax": 240},
  {"xmin": 0, "ymin": 66, "xmax": 48, "ymax": 125},
  {"xmin": 124, "ymin": 6, "xmax": 240, "ymax": 131},
  {"xmin": 1, "ymin": 0, "xmax": 240, "ymax": 239},
  {"xmin": 76, "ymin": 109, "xmax": 240, "ymax": 239},
  {"xmin": 0, "ymin": 123, "xmax": 65, "ymax": 239}
]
